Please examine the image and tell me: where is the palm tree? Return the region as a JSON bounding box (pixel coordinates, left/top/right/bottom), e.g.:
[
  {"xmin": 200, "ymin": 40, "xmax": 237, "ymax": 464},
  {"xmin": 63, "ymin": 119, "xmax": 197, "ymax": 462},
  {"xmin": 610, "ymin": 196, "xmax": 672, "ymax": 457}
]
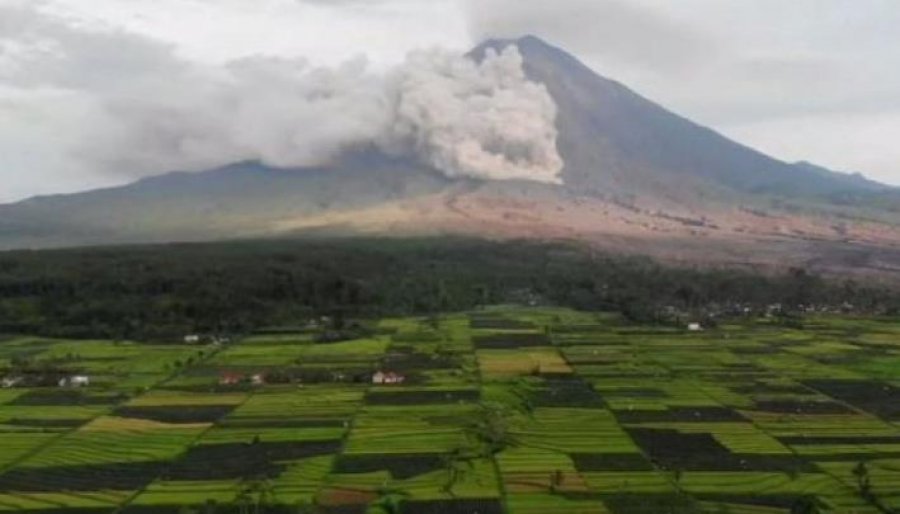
[
  {"xmin": 441, "ymin": 448, "xmax": 475, "ymax": 495},
  {"xmin": 853, "ymin": 461, "xmax": 872, "ymax": 498}
]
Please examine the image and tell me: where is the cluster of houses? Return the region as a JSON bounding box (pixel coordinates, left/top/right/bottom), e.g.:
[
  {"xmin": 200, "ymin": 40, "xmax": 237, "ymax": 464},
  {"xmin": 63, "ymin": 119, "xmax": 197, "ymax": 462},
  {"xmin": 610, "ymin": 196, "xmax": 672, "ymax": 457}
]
[
  {"xmin": 184, "ymin": 334, "xmax": 230, "ymax": 345},
  {"xmin": 371, "ymin": 371, "xmax": 405, "ymax": 385},
  {"xmin": 58, "ymin": 375, "xmax": 90, "ymax": 387},
  {"xmin": 0, "ymin": 376, "xmax": 23, "ymax": 388},
  {"xmin": 1, "ymin": 374, "xmax": 90, "ymax": 389},
  {"xmin": 218, "ymin": 372, "xmax": 266, "ymax": 386},
  {"xmin": 216, "ymin": 370, "xmax": 407, "ymax": 386},
  {"xmin": 661, "ymin": 301, "xmax": 864, "ymax": 325}
]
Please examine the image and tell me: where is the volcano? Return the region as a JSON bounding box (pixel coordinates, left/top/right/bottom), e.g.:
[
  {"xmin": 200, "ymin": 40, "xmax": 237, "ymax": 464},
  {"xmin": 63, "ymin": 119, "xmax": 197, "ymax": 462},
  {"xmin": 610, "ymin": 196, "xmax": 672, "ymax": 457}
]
[{"xmin": 1, "ymin": 36, "xmax": 898, "ymax": 278}]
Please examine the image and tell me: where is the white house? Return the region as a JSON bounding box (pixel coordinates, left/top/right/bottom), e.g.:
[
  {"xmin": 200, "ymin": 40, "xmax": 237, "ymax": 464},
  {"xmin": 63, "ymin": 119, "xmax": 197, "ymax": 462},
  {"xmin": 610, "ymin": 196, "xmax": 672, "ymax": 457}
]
[
  {"xmin": 219, "ymin": 372, "xmax": 243, "ymax": 385},
  {"xmin": 687, "ymin": 322, "xmax": 703, "ymax": 332},
  {"xmin": 184, "ymin": 334, "xmax": 201, "ymax": 344},
  {"xmin": 59, "ymin": 375, "xmax": 90, "ymax": 387},
  {"xmin": 372, "ymin": 371, "xmax": 405, "ymax": 385},
  {"xmin": 385, "ymin": 372, "xmax": 405, "ymax": 384}
]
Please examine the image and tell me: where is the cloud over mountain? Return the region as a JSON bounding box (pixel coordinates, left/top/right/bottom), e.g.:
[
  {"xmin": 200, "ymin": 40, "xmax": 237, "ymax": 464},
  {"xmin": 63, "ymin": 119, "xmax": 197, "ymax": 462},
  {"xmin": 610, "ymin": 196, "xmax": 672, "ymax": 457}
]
[{"xmin": 0, "ymin": 3, "xmax": 562, "ymax": 187}]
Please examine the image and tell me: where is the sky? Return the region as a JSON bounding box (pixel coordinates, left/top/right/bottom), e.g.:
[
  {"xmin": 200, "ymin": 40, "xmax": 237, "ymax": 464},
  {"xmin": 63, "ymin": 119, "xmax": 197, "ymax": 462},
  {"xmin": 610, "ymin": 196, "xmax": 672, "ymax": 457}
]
[{"xmin": 1, "ymin": 0, "xmax": 898, "ymax": 203}]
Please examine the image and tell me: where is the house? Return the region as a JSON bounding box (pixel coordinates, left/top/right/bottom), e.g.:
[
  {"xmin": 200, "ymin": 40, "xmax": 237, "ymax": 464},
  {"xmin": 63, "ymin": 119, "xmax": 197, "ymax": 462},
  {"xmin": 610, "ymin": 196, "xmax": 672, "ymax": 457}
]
[
  {"xmin": 384, "ymin": 372, "xmax": 406, "ymax": 384},
  {"xmin": 219, "ymin": 372, "xmax": 244, "ymax": 385},
  {"xmin": 184, "ymin": 334, "xmax": 201, "ymax": 344},
  {"xmin": 59, "ymin": 375, "xmax": 90, "ymax": 388},
  {"xmin": 251, "ymin": 373, "xmax": 266, "ymax": 386},
  {"xmin": 1, "ymin": 376, "xmax": 23, "ymax": 388},
  {"xmin": 687, "ymin": 322, "xmax": 703, "ymax": 332},
  {"xmin": 372, "ymin": 371, "xmax": 405, "ymax": 385}
]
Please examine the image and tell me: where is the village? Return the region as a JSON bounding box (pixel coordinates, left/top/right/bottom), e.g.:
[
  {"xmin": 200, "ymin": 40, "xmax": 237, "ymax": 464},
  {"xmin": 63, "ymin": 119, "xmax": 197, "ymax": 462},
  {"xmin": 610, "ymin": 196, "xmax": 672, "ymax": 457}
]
[
  {"xmin": 1, "ymin": 364, "xmax": 407, "ymax": 391},
  {"xmin": 216, "ymin": 369, "xmax": 406, "ymax": 387}
]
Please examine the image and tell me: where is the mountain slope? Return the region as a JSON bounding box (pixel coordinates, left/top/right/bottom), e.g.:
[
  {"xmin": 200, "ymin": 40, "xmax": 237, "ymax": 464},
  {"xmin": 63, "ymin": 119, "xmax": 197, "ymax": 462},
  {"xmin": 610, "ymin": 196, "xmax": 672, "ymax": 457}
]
[
  {"xmin": 0, "ymin": 153, "xmax": 450, "ymax": 248},
  {"xmin": 474, "ymin": 36, "xmax": 889, "ymax": 200},
  {"xmin": 0, "ymin": 36, "xmax": 897, "ymax": 278}
]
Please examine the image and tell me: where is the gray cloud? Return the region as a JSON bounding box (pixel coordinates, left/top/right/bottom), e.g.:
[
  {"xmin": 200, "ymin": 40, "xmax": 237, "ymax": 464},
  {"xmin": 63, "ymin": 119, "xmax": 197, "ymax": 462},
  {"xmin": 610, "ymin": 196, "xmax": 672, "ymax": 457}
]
[
  {"xmin": 0, "ymin": 11, "xmax": 183, "ymax": 91},
  {"xmin": 465, "ymin": 0, "xmax": 713, "ymax": 73},
  {"xmin": 464, "ymin": 0, "xmax": 900, "ymax": 120},
  {"xmin": 0, "ymin": 2, "xmax": 563, "ymax": 199}
]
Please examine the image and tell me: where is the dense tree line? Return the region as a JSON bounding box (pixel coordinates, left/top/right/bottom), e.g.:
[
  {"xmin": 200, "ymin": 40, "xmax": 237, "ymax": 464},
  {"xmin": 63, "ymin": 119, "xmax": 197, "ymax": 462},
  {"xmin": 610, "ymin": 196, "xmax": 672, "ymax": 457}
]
[{"xmin": 0, "ymin": 237, "xmax": 896, "ymax": 341}]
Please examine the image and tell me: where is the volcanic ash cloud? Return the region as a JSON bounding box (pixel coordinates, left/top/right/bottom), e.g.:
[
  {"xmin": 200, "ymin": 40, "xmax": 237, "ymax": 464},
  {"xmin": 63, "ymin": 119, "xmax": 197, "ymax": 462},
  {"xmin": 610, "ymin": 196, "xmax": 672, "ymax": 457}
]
[
  {"xmin": 76, "ymin": 46, "xmax": 565, "ymax": 184},
  {"xmin": 2, "ymin": 2, "xmax": 564, "ymax": 187},
  {"xmin": 386, "ymin": 47, "xmax": 564, "ymax": 183}
]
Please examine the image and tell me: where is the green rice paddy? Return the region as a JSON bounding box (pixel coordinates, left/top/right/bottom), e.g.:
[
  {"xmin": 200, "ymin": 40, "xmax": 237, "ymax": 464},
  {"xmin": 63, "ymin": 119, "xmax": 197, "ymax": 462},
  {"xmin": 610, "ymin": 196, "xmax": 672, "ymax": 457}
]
[{"xmin": 0, "ymin": 308, "xmax": 898, "ymax": 513}]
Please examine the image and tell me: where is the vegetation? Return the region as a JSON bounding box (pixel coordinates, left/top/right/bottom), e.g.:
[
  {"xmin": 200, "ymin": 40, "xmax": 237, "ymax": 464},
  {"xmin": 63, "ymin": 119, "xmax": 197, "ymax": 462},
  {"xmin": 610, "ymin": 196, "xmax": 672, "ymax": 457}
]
[
  {"xmin": 1, "ymin": 307, "xmax": 899, "ymax": 512},
  {"xmin": 0, "ymin": 238, "xmax": 897, "ymax": 341}
]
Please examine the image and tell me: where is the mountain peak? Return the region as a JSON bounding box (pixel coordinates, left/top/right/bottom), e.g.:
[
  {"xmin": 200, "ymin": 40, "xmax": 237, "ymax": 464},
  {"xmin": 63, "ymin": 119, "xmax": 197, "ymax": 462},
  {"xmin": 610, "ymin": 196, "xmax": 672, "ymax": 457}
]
[
  {"xmin": 468, "ymin": 36, "xmax": 890, "ymax": 199},
  {"xmin": 475, "ymin": 34, "xmax": 549, "ymax": 49},
  {"xmin": 470, "ymin": 34, "xmax": 572, "ymax": 63}
]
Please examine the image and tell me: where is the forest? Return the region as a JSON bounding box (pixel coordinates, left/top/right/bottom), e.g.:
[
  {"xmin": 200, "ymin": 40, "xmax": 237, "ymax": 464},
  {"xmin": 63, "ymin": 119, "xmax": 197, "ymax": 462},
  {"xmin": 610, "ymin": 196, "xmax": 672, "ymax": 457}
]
[{"xmin": 0, "ymin": 237, "xmax": 896, "ymax": 341}]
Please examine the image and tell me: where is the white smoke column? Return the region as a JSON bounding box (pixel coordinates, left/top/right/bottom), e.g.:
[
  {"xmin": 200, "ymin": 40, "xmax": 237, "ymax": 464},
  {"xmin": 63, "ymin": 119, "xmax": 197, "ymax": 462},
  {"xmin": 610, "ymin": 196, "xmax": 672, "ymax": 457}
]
[{"xmin": 386, "ymin": 46, "xmax": 564, "ymax": 183}]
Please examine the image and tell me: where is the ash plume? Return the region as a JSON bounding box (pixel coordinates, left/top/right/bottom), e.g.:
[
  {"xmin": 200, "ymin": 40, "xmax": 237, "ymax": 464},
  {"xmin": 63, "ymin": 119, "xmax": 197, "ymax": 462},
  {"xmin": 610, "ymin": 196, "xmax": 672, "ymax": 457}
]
[
  {"xmin": 386, "ymin": 47, "xmax": 563, "ymax": 183},
  {"xmin": 94, "ymin": 47, "xmax": 564, "ymax": 184},
  {"xmin": 0, "ymin": 4, "xmax": 563, "ymax": 186}
]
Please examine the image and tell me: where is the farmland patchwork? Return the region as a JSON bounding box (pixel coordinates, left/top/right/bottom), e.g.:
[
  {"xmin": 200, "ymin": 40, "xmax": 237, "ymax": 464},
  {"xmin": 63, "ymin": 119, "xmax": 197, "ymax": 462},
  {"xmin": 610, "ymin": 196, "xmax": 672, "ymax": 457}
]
[{"xmin": 0, "ymin": 310, "xmax": 899, "ymax": 513}]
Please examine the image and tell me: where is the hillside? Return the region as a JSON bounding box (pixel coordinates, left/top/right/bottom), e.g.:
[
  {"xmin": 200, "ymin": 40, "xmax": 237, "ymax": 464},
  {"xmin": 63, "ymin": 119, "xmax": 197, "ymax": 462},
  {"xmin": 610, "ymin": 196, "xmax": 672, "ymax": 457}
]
[{"xmin": 475, "ymin": 36, "xmax": 890, "ymax": 200}]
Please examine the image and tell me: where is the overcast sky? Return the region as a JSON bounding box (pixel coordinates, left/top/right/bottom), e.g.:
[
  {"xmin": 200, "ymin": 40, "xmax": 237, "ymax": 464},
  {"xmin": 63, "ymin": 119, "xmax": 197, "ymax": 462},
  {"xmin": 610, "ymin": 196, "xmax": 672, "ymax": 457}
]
[{"xmin": 1, "ymin": 0, "xmax": 898, "ymax": 203}]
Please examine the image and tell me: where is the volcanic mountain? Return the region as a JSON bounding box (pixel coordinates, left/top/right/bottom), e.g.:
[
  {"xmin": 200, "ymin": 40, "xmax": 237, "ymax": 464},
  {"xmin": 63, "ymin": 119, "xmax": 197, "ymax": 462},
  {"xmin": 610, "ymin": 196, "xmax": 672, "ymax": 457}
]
[{"xmin": 1, "ymin": 36, "xmax": 898, "ymax": 278}]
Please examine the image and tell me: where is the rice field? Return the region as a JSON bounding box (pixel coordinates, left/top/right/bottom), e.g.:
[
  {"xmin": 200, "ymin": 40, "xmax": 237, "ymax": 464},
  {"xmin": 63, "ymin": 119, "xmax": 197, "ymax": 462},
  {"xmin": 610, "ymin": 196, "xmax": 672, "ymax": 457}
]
[{"xmin": 0, "ymin": 308, "xmax": 899, "ymax": 513}]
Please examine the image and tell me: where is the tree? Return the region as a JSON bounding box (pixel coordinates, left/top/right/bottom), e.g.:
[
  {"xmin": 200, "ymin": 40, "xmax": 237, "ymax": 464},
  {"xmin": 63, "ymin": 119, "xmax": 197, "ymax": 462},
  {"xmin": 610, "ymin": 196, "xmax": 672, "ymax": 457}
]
[
  {"xmin": 293, "ymin": 499, "xmax": 317, "ymax": 514},
  {"xmin": 853, "ymin": 461, "xmax": 872, "ymax": 498},
  {"xmin": 441, "ymin": 448, "xmax": 476, "ymax": 495},
  {"xmin": 550, "ymin": 469, "xmax": 564, "ymax": 493},
  {"xmin": 234, "ymin": 489, "xmax": 253, "ymax": 514},
  {"xmin": 370, "ymin": 485, "xmax": 409, "ymax": 514},
  {"xmin": 201, "ymin": 499, "xmax": 219, "ymax": 514},
  {"xmin": 790, "ymin": 496, "xmax": 822, "ymax": 514},
  {"xmin": 470, "ymin": 404, "xmax": 513, "ymax": 456},
  {"xmin": 235, "ymin": 474, "xmax": 276, "ymax": 514}
]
